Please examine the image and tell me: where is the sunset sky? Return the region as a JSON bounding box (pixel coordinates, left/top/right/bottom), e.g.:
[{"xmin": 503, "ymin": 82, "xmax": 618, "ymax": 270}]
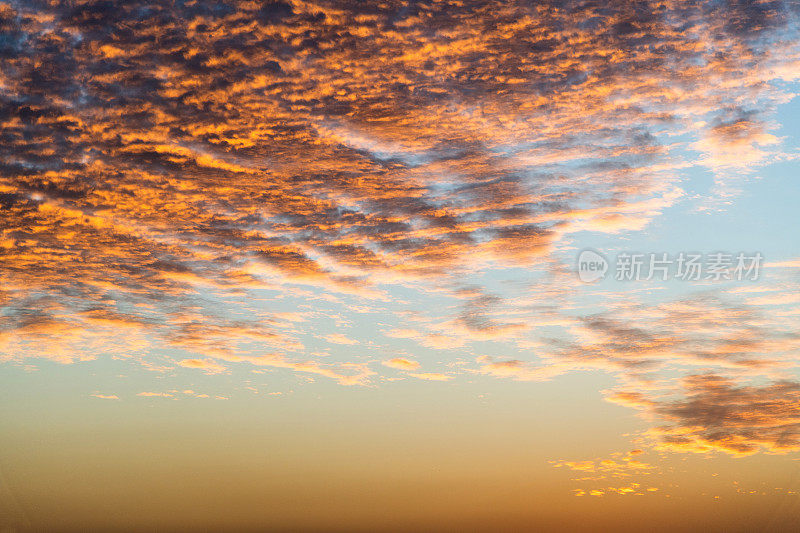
[{"xmin": 1, "ymin": 0, "xmax": 800, "ymax": 531}]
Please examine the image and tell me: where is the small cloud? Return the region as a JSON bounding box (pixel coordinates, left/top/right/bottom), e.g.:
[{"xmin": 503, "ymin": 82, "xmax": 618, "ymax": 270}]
[
  {"xmin": 407, "ymin": 372, "xmax": 453, "ymax": 381},
  {"xmin": 477, "ymin": 356, "xmax": 565, "ymax": 381},
  {"xmin": 322, "ymin": 333, "xmax": 358, "ymax": 345},
  {"xmin": 383, "ymin": 357, "xmax": 420, "ymax": 370},
  {"xmin": 178, "ymin": 358, "xmax": 227, "ymax": 374},
  {"xmin": 765, "ymin": 259, "xmax": 800, "ymax": 269},
  {"xmin": 90, "ymin": 393, "xmax": 119, "ymax": 400},
  {"xmin": 383, "ymin": 328, "xmax": 419, "ymax": 339},
  {"xmin": 137, "ymin": 392, "xmax": 174, "ymax": 398}
]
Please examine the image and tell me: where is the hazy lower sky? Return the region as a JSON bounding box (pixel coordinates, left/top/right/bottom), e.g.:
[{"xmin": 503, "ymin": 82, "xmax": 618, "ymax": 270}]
[{"xmin": 1, "ymin": 0, "xmax": 800, "ymax": 531}]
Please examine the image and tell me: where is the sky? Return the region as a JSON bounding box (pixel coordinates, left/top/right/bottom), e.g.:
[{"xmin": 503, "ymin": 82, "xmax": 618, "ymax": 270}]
[{"xmin": 1, "ymin": 0, "xmax": 800, "ymax": 531}]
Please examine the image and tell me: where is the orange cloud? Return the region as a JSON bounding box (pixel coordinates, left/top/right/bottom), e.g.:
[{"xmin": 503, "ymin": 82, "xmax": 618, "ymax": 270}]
[
  {"xmin": 407, "ymin": 372, "xmax": 453, "ymax": 382},
  {"xmin": 90, "ymin": 393, "xmax": 119, "ymax": 400},
  {"xmin": 0, "ymin": 0, "xmax": 797, "ymax": 407},
  {"xmin": 383, "ymin": 358, "xmax": 421, "ymax": 370},
  {"xmin": 178, "ymin": 358, "xmax": 228, "ymax": 374}
]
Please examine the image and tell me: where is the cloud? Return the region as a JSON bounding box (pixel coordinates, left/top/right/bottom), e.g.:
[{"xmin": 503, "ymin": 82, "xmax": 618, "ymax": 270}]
[
  {"xmin": 552, "ymin": 450, "xmax": 660, "ymax": 496},
  {"xmin": 476, "ymin": 356, "xmax": 568, "ymax": 381},
  {"xmin": 407, "ymin": 372, "xmax": 453, "ymax": 381},
  {"xmin": 382, "ymin": 357, "xmax": 420, "ymax": 370},
  {"xmin": 651, "ymin": 374, "xmax": 800, "ymax": 456},
  {"xmin": 177, "ymin": 358, "xmax": 228, "ymax": 374},
  {"xmin": 546, "ymin": 292, "xmax": 800, "ymax": 456},
  {"xmin": 692, "ymin": 110, "xmax": 781, "ymax": 170},
  {"xmin": 457, "ymin": 290, "xmax": 527, "ymax": 339},
  {"xmin": 322, "ymin": 333, "xmax": 358, "ymax": 345},
  {"xmin": 472, "ymin": 289, "xmax": 800, "ymax": 458},
  {"xmin": 0, "ymin": 0, "xmax": 797, "ymax": 399},
  {"xmin": 766, "ymin": 259, "xmax": 800, "ymax": 269},
  {"xmin": 90, "ymin": 393, "xmax": 119, "ymax": 400}
]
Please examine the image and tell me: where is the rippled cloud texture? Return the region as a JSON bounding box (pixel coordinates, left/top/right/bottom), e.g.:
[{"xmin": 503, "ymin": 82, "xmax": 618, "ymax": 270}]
[{"xmin": 2, "ymin": 0, "xmax": 800, "ymax": 460}]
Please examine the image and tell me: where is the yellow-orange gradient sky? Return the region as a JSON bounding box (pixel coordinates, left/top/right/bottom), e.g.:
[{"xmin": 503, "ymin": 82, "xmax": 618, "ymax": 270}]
[{"xmin": 1, "ymin": 0, "xmax": 800, "ymax": 531}]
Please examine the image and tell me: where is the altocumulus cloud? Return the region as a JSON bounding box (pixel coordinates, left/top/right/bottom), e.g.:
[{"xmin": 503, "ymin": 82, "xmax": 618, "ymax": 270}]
[{"xmin": 0, "ymin": 0, "xmax": 799, "ymax": 444}]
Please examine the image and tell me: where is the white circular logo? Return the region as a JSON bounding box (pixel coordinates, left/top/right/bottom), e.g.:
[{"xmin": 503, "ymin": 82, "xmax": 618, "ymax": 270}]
[{"xmin": 577, "ymin": 249, "xmax": 608, "ymax": 283}]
